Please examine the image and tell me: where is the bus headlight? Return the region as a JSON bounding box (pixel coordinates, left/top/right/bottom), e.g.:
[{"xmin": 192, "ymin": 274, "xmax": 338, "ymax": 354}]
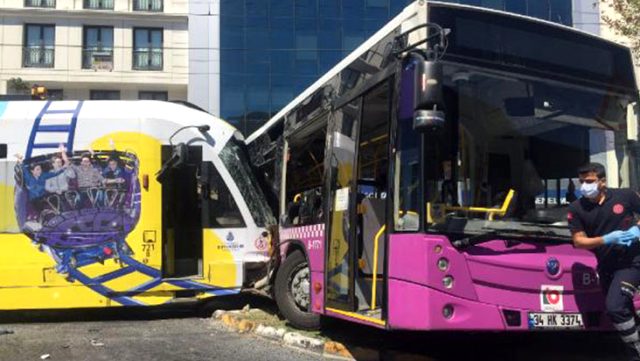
[
  {"xmin": 443, "ymin": 305, "xmax": 454, "ymax": 319},
  {"xmin": 437, "ymin": 257, "xmax": 449, "ymax": 272},
  {"xmin": 442, "ymin": 275, "xmax": 454, "ymax": 289}
]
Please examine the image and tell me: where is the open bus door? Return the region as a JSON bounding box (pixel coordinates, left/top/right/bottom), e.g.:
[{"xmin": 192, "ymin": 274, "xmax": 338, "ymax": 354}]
[
  {"xmin": 325, "ymin": 79, "xmax": 393, "ymax": 324},
  {"xmin": 325, "ymin": 98, "xmax": 360, "ymax": 312}
]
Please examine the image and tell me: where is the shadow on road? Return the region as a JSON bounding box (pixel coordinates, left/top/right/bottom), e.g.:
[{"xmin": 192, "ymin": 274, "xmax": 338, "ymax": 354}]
[
  {"xmin": 0, "ymin": 293, "xmax": 624, "ymax": 361},
  {"xmin": 0, "ymin": 293, "xmax": 275, "ymax": 324}
]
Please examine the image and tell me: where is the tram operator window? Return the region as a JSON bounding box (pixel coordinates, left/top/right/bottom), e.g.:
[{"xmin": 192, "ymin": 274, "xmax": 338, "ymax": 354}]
[{"xmin": 199, "ymin": 161, "xmax": 245, "ymax": 228}]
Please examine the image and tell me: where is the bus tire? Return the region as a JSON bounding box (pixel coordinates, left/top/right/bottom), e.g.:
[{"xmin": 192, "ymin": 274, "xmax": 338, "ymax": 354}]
[{"xmin": 274, "ymin": 250, "xmax": 320, "ymax": 330}]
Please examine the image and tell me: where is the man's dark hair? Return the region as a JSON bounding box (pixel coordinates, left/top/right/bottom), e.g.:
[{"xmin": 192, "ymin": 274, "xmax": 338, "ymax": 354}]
[{"xmin": 578, "ymin": 162, "xmax": 606, "ymax": 179}]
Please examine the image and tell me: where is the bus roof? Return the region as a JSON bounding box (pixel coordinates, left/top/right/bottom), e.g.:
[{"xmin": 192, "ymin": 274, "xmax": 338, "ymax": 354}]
[{"xmin": 246, "ymin": 0, "xmax": 637, "ymax": 144}]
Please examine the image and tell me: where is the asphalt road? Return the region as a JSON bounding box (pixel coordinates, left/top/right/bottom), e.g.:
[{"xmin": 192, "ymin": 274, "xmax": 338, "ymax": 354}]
[
  {"xmin": 0, "ymin": 304, "xmax": 321, "ymax": 361},
  {"xmin": 0, "ymin": 295, "xmax": 629, "ymax": 361}
]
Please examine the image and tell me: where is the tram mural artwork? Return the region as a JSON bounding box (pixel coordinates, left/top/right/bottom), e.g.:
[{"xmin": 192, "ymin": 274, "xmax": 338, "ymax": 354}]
[{"xmin": 14, "ymin": 149, "xmax": 141, "ymax": 275}]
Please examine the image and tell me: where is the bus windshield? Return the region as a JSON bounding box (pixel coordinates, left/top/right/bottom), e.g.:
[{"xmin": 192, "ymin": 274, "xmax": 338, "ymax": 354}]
[{"xmin": 420, "ymin": 65, "xmax": 638, "ymax": 239}]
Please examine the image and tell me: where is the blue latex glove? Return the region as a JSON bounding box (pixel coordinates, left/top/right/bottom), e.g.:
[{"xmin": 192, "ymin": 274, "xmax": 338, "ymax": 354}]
[
  {"xmin": 603, "ymin": 230, "xmax": 627, "ymax": 245},
  {"xmin": 617, "ymin": 226, "xmax": 640, "ymax": 246}
]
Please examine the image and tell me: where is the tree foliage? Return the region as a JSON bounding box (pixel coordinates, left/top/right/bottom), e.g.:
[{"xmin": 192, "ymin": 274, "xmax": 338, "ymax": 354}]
[
  {"xmin": 601, "ymin": 0, "xmax": 640, "ymax": 61},
  {"xmin": 7, "ymin": 77, "xmax": 30, "ymax": 94}
]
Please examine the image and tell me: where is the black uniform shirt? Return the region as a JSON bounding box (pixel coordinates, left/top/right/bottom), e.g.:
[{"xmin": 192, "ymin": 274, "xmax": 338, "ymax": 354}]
[{"xmin": 568, "ymin": 188, "xmax": 640, "ymax": 270}]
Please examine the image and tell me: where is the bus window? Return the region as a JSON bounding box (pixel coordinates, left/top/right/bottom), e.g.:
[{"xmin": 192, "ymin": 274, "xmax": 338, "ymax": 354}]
[
  {"xmin": 283, "ymin": 115, "xmax": 327, "ymax": 226},
  {"xmin": 0, "ymin": 144, "xmax": 6, "ymax": 159},
  {"xmin": 427, "ymin": 64, "xmax": 634, "ymax": 229},
  {"xmin": 199, "ymin": 161, "xmax": 245, "ymax": 228},
  {"xmin": 394, "ymin": 65, "xmax": 422, "ymax": 232}
]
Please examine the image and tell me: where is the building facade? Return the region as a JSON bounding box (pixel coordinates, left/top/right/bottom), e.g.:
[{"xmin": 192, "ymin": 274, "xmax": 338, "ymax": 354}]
[
  {"xmin": 0, "ymin": 0, "xmax": 188, "ymax": 100},
  {"xmin": 189, "ymin": 0, "xmax": 584, "ymax": 135}
]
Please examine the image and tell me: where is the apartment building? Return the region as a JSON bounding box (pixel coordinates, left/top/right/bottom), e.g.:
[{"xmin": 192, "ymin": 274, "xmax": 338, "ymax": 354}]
[{"xmin": 0, "ymin": 0, "xmax": 188, "ymax": 100}]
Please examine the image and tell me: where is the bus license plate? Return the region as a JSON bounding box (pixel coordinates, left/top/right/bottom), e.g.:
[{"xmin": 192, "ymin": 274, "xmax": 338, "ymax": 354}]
[{"xmin": 528, "ymin": 313, "xmax": 584, "ymax": 329}]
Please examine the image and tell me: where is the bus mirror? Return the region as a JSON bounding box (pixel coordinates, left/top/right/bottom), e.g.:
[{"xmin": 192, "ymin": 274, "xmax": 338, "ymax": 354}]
[
  {"xmin": 414, "ymin": 60, "xmax": 445, "ymax": 131},
  {"xmin": 414, "ymin": 109, "xmax": 445, "ymax": 131}
]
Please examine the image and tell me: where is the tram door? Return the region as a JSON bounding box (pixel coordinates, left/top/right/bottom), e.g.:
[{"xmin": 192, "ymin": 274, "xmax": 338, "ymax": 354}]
[{"xmin": 161, "ymin": 145, "xmax": 203, "ymax": 277}]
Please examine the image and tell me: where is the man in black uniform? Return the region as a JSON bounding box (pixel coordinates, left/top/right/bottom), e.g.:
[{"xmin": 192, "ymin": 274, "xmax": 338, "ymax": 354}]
[{"xmin": 568, "ymin": 162, "xmax": 640, "ymax": 360}]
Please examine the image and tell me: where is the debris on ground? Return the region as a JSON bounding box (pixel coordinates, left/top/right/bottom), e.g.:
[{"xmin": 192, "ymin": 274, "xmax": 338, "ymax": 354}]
[
  {"xmin": 0, "ymin": 329, "xmax": 14, "ymax": 336},
  {"xmin": 90, "ymin": 339, "xmax": 105, "ymax": 347},
  {"xmin": 40, "ymin": 354, "xmax": 51, "ymax": 360}
]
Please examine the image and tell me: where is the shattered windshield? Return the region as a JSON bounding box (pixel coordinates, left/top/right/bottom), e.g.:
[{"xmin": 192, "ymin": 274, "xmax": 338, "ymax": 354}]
[
  {"xmin": 219, "ymin": 137, "xmax": 276, "ymax": 227},
  {"xmin": 424, "ymin": 65, "xmax": 638, "ymax": 239}
]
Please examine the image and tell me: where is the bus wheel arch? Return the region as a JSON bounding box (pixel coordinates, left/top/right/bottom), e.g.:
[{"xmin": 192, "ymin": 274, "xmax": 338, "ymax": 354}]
[{"xmin": 274, "ymin": 248, "xmax": 320, "ymax": 330}]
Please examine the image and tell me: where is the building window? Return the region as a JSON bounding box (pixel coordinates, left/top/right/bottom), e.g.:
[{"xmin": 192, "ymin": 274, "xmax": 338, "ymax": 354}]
[
  {"xmin": 84, "ymin": 0, "xmax": 113, "ymax": 9},
  {"xmin": 90, "ymin": 90, "xmax": 120, "ymax": 100},
  {"xmin": 48, "ymin": 89, "xmax": 63, "ymax": 100},
  {"xmin": 82, "ymin": 26, "xmax": 114, "ymax": 70},
  {"xmin": 133, "ymin": 28, "xmax": 163, "ymax": 71},
  {"xmin": 23, "ymin": 24, "xmax": 55, "ymax": 68},
  {"xmin": 138, "ymin": 91, "xmax": 168, "ymax": 100},
  {"xmin": 24, "ymin": 0, "xmax": 55, "ymax": 8},
  {"xmin": 133, "ymin": 0, "xmax": 162, "ymax": 12}
]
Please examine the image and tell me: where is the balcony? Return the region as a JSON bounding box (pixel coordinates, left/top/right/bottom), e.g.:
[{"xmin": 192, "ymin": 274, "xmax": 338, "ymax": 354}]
[
  {"xmin": 82, "ymin": 49, "xmax": 114, "ymax": 70},
  {"xmin": 23, "ymin": 47, "xmax": 54, "ymax": 68},
  {"xmin": 24, "ymin": 0, "xmax": 55, "ymax": 8},
  {"xmin": 133, "ymin": 0, "xmax": 162, "ymax": 12},
  {"xmin": 133, "ymin": 50, "xmax": 163, "ymax": 70},
  {"xmin": 83, "ymin": 0, "xmax": 113, "ymax": 9}
]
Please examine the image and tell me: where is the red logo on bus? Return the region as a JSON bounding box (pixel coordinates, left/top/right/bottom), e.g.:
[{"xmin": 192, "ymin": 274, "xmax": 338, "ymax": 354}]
[{"xmin": 543, "ymin": 289, "xmax": 561, "ymax": 305}]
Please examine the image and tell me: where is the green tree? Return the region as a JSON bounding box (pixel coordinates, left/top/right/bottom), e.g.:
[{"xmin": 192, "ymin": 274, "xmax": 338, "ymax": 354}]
[
  {"xmin": 7, "ymin": 77, "xmax": 31, "ymax": 95},
  {"xmin": 601, "ymin": 0, "xmax": 640, "ymax": 61}
]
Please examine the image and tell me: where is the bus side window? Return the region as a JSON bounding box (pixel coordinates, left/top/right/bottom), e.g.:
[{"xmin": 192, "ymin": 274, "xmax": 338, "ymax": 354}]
[
  {"xmin": 0, "ymin": 144, "xmax": 6, "ymax": 159},
  {"xmin": 199, "ymin": 161, "xmax": 246, "ymax": 228}
]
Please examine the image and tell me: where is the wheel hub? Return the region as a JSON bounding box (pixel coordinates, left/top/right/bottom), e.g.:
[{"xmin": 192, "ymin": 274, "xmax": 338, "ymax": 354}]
[{"xmin": 291, "ymin": 265, "xmax": 310, "ymax": 311}]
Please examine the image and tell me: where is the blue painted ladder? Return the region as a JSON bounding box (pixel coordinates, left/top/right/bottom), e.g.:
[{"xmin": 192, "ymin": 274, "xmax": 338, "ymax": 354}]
[{"xmin": 26, "ymin": 100, "xmax": 84, "ymax": 159}]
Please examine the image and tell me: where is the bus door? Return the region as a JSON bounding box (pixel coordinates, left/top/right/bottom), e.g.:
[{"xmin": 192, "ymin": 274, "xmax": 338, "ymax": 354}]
[
  {"xmin": 354, "ymin": 80, "xmax": 392, "ymax": 315},
  {"xmin": 160, "ymin": 145, "xmax": 203, "ymax": 278},
  {"xmin": 325, "ymin": 98, "xmax": 361, "ymax": 311},
  {"xmin": 325, "ymin": 79, "xmax": 392, "ymax": 318}
]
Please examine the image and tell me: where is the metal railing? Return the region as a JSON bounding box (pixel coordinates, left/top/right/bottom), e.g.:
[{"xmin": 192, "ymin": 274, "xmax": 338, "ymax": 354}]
[
  {"xmin": 82, "ymin": 49, "xmax": 113, "ymax": 69},
  {"xmin": 133, "ymin": 0, "xmax": 162, "ymax": 11},
  {"xmin": 132, "ymin": 50, "xmax": 163, "ymax": 70},
  {"xmin": 24, "ymin": 0, "xmax": 55, "ymax": 7},
  {"xmin": 23, "ymin": 47, "xmax": 54, "ymax": 68},
  {"xmin": 83, "ymin": 0, "xmax": 113, "ymax": 9}
]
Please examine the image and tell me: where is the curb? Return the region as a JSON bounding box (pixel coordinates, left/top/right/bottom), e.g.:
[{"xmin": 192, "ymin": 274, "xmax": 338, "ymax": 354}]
[{"xmin": 211, "ymin": 309, "xmax": 354, "ymax": 359}]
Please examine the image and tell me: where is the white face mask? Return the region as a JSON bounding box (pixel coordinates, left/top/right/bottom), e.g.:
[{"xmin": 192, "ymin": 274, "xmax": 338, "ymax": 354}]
[{"xmin": 580, "ymin": 182, "xmax": 599, "ymax": 199}]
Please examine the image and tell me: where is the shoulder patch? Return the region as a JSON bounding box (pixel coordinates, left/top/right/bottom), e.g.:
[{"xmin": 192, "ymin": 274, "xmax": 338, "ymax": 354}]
[{"xmin": 613, "ymin": 203, "xmax": 625, "ymax": 215}]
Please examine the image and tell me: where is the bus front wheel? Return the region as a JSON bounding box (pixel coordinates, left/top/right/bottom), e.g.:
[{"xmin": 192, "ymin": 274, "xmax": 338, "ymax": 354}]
[{"xmin": 274, "ymin": 250, "xmax": 320, "ymax": 330}]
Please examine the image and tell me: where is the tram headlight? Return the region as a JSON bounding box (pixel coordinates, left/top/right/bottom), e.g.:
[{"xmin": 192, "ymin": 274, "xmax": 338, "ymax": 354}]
[
  {"xmin": 442, "ymin": 305, "xmax": 454, "ymax": 319},
  {"xmin": 442, "ymin": 275, "xmax": 454, "ymax": 289},
  {"xmin": 437, "ymin": 257, "xmax": 449, "ymax": 272}
]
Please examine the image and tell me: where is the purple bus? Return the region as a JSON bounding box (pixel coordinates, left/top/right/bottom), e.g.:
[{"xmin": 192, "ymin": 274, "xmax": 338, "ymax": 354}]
[{"xmin": 247, "ymin": 1, "xmax": 640, "ymax": 331}]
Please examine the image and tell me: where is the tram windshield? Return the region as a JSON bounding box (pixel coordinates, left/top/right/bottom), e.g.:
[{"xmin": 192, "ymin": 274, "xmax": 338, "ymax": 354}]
[{"xmin": 398, "ymin": 65, "xmax": 638, "ymax": 238}]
